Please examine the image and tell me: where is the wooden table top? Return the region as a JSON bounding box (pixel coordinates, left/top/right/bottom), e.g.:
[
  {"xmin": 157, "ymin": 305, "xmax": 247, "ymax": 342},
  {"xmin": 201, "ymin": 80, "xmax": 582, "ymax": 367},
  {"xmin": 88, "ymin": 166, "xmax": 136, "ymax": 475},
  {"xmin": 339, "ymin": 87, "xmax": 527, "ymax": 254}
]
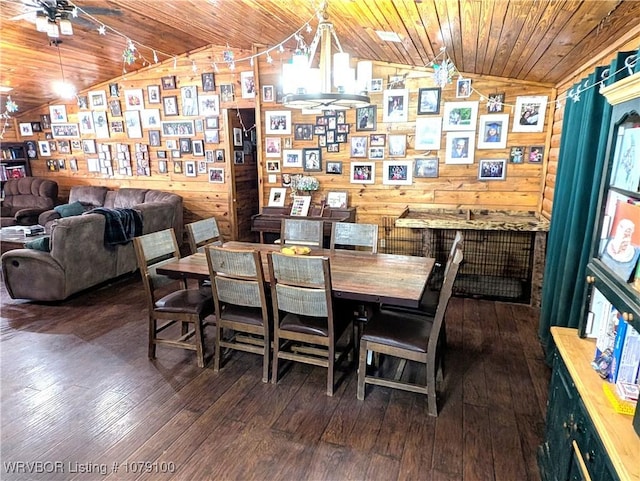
[{"xmin": 157, "ymin": 241, "xmax": 435, "ymax": 308}]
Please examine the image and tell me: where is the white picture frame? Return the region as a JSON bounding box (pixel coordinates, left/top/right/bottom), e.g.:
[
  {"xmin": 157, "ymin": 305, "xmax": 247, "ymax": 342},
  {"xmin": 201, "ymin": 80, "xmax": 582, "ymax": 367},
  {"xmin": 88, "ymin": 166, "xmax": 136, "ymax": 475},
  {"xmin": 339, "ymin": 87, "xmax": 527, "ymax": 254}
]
[
  {"xmin": 49, "ymin": 105, "xmax": 67, "ymax": 123},
  {"xmin": 326, "ymin": 191, "xmax": 348, "ymax": 209},
  {"xmin": 268, "ymin": 187, "xmax": 287, "ymax": 207},
  {"xmin": 180, "ymin": 85, "xmax": 199, "ymax": 116},
  {"xmin": 388, "ymin": 134, "xmax": 406, "ymax": 157},
  {"xmin": 184, "ymin": 160, "xmax": 197, "ymax": 177},
  {"xmin": 382, "ymin": 89, "xmax": 409, "ymax": 123},
  {"xmin": 233, "ymin": 127, "xmax": 243, "ymax": 146},
  {"xmin": 442, "ymin": 101, "xmax": 479, "ymax": 131},
  {"xmin": 92, "ymin": 111, "xmax": 110, "ymax": 139},
  {"xmin": 265, "ymin": 137, "xmax": 281, "ymax": 158},
  {"xmin": 445, "ymin": 131, "xmax": 475, "ymax": 164},
  {"xmin": 265, "ymin": 110, "xmax": 292, "ymax": 135},
  {"xmin": 140, "ymin": 109, "xmax": 161, "ymax": 129},
  {"xmin": 478, "ymin": 159, "xmax": 507, "ymax": 180},
  {"xmin": 88, "ymin": 90, "xmax": 107, "ymax": 110},
  {"xmin": 19, "ymin": 122, "xmax": 33, "ymax": 136},
  {"xmin": 124, "ymin": 111, "xmax": 143, "ymax": 139},
  {"xmin": 512, "ymin": 95, "xmax": 547, "ymax": 132},
  {"xmin": 124, "ymin": 88, "xmax": 145, "ymax": 111},
  {"xmin": 477, "ymin": 114, "xmax": 509, "ymax": 149},
  {"xmin": 283, "ymin": 149, "xmax": 303, "ymax": 168},
  {"xmin": 192, "ymin": 139, "xmax": 204, "ymax": 156},
  {"xmin": 51, "ymin": 123, "xmax": 80, "ymax": 138},
  {"xmin": 414, "ymin": 117, "xmax": 442, "ymax": 150},
  {"xmin": 78, "ymin": 111, "xmax": 95, "ymax": 134},
  {"xmin": 208, "ymin": 167, "xmax": 224, "ymax": 183},
  {"xmin": 240, "ymin": 71, "xmax": 256, "ymax": 99},
  {"xmin": 38, "ymin": 140, "xmax": 51, "ymax": 156},
  {"xmin": 199, "ymin": 94, "xmax": 220, "ymax": 116},
  {"xmin": 350, "ymin": 161, "xmax": 375, "ymax": 184},
  {"xmin": 383, "ymin": 160, "xmax": 413, "ymax": 185},
  {"xmin": 290, "ymin": 195, "xmax": 311, "ymax": 216}
]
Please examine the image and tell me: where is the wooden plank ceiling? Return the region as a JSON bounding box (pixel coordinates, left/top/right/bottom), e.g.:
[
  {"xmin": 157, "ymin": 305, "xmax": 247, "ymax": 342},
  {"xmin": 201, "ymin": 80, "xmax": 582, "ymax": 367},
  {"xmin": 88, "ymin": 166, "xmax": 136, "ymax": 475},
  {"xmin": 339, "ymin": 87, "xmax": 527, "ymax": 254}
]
[{"xmin": 1, "ymin": 0, "xmax": 639, "ymax": 113}]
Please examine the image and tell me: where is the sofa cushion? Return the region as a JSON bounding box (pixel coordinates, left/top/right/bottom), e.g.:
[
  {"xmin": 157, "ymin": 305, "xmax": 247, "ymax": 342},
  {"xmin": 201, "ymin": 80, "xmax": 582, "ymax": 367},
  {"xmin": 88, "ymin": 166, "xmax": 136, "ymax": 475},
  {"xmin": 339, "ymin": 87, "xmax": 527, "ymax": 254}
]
[
  {"xmin": 54, "ymin": 201, "xmax": 85, "ymax": 218},
  {"xmin": 113, "ymin": 188, "xmax": 148, "ymax": 208},
  {"xmin": 68, "ymin": 186, "xmax": 108, "ymax": 208},
  {"xmin": 24, "ymin": 236, "xmax": 50, "ymax": 252}
]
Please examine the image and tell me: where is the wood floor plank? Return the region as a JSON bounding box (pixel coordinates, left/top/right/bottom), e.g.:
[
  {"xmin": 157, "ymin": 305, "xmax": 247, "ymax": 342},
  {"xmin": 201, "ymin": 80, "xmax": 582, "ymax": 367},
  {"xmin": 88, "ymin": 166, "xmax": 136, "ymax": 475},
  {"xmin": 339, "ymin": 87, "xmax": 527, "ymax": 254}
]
[
  {"xmin": 462, "ymin": 404, "xmax": 495, "ymax": 481},
  {"xmin": 489, "ymin": 406, "xmax": 529, "ymax": 481}
]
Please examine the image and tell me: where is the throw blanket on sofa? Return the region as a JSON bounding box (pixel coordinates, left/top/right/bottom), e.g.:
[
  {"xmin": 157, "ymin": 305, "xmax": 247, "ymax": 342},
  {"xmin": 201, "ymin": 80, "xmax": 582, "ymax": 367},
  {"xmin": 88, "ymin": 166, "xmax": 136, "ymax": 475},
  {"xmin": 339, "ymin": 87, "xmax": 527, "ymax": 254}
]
[{"xmin": 89, "ymin": 207, "xmax": 143, "ymax": 246}]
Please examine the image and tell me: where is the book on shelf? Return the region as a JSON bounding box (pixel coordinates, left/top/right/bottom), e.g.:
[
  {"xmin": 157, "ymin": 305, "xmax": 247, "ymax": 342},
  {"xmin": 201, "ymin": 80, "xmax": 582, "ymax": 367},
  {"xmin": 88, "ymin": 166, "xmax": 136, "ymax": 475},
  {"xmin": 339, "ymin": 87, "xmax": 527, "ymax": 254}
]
[
  {"xmin": 585, "ymin": 287, "xmax": 612, "ymax": 339},
  {"xmin": 591, "ymin": 306, "xmax": 620, "ymax": 378},
  {"xmin": 609, "ymin": 318, "xmax": 640, "ymax": 384},
  {"xmin": 599, "ymin": 199, "xmax": 640, "ymax": 282},
  {"xmin": 4, "ymin": 165, "xmax": 26, "ymax": 179}
]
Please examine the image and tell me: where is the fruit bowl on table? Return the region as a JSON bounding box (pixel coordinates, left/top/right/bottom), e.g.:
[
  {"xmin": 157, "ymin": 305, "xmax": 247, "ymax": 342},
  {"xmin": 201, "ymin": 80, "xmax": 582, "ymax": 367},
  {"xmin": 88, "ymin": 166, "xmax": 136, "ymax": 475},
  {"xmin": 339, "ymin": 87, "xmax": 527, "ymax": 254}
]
[{"xmin": 280, "ymin": 246, "xmax": 312, "ymax": 255}]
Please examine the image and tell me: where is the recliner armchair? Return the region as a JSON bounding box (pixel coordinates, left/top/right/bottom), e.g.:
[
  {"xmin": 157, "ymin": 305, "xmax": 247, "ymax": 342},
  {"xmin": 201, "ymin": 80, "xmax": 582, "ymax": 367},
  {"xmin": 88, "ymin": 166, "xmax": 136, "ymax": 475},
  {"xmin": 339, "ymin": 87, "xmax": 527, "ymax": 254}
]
[{"xmin": 1, "ymin": 177, "xmax": 58, "ymax": 227}]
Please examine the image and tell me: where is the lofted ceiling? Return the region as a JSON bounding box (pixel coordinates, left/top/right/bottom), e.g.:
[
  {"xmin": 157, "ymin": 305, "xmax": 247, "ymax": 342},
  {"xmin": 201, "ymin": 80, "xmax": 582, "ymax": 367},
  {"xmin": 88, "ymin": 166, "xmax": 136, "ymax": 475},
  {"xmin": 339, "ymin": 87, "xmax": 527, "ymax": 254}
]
[{"xmin": 1, "ymin": 0, "xmax": 639, "ymax": 114}]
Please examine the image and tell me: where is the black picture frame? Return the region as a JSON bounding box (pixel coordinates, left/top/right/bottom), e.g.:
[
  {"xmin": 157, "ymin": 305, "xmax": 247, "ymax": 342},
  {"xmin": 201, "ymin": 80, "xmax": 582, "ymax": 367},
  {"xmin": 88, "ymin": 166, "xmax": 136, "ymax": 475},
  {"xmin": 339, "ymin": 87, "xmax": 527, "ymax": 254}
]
[
  {"xmin": 294, "ymin": 124, "xmax": 314, "ymax": 141},
  {"xmin": 179, "ymin": 138, "xmax": 192, "ymax": 154},
  {"xmin": 302, "ymin": 147, "xmax": 322, "ymax": 172},
  {"xmin": 163, "ymin": 96, "xmax": 179, "ymax": 116},
  {"xmin": 326, "ymin": 161, "xmax": 342, "ymax": 174},
  {"xmin": 355, "ymin": 105, "xmax": 376, "ymax": 131},
  {"xmin": 161, "ymin": 75, "xmax": 176, "ymax": 90},
  {"xmin": 149, "ymin": 130, "xmax": 161, "ymax": 147},
  {"xmin": 417, "ymin": 87, "xmax": 441, "ymax": 115},
  {"xmin": 201, "ymin": 72, "xmax": 215, "ymax": 92}
]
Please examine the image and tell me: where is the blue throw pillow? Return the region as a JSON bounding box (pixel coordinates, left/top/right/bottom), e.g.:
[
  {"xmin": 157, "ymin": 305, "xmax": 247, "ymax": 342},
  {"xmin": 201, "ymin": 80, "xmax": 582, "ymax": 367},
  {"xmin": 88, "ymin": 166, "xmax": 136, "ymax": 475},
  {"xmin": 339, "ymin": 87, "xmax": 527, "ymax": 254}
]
[
  {"xmin": 54, "ymin": 201, "xmax": 84, "ymax": 218},
  {"xmin": 24, "ymin": 236, "xmax": 50, "ymax": 252}
]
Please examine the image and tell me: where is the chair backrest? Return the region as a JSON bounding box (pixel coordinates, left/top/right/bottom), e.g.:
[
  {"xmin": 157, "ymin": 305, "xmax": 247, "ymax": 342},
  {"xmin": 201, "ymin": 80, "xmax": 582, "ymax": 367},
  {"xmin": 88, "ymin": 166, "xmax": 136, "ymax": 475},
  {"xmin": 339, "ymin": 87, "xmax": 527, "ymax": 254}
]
[
  {"xmin": 133, "ymin": 228, "xmax": 181, "ymax": 307},
  {"xmin": 330, "ymin": 222, "xmax": 378, "ymax": 253},
  {"xmin": 443, "ymin": 230, "xmax": 464, "ymax": 277},
  {"xmin": 427, "ymin": 245, "xmax": 463, "ymax": 354},
  {"xmin": 267, "ymin": 252, "xmax": 335, "ymax": 335},
  {"xmin": 280, "ymin": 218, "xmax": 324, "ymax": 247},
  {"xmin": 186, "ymin": 217, "xmax": 222, "ymax": 254},
  {"xmin": 205, "ymin": 245, "xmax": 269, "ymax": 320}
]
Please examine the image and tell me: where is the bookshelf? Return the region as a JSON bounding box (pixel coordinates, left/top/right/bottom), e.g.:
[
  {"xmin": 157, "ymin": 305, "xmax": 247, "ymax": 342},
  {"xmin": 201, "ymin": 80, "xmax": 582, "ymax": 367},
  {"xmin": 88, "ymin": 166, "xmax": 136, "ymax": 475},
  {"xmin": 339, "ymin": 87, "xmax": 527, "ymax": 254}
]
[{"xmin": 0, "ymin": 142, "xmax": 32, "ymax": 184}]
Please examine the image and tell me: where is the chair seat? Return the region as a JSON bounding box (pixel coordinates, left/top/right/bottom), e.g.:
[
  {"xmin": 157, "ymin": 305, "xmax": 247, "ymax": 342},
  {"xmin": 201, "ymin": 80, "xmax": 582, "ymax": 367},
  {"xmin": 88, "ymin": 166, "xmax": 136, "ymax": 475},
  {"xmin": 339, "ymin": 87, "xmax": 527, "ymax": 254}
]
[
  {"xmin": 220, "ymin": 304, "xmax": 265, "ymax": 327},
  {"xmin": 280, "ymin": 313, "xmax": 329, "ymax": 336},
  {"xmin": 362, "ymin": 310, "xmax": 434, "ymax": 353},
  {"xmin": 380, "ymin": 288, "xmax": 438, "ymax": 317},
  {"xmin": 155, "ymin": 288, "xmax": 213, "ymax": 314}
]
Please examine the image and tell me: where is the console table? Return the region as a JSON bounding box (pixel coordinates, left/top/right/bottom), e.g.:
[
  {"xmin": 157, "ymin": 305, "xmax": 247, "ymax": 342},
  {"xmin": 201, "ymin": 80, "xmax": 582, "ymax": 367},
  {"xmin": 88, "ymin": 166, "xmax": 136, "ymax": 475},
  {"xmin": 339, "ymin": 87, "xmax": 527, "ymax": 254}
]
[{"xmin": 251, "ymin": 206, "xmax": 356, "ymax": 245}]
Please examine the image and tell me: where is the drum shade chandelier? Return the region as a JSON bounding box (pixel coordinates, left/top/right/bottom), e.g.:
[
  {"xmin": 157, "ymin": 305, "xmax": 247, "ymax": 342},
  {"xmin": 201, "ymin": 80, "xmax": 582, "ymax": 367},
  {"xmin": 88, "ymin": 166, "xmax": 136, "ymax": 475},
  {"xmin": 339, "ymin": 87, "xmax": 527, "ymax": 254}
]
[{"xmin": 282, "ymin": 2, "xmax": 371, "ymax": 110}]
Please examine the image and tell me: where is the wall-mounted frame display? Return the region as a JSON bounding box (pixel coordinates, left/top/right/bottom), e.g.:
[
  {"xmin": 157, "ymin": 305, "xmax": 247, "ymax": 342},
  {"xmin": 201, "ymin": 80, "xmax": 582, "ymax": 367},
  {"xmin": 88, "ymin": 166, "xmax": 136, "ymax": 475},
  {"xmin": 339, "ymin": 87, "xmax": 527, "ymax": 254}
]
[{"xmin": 478, "ymin": 159, "xmax": 507, "ymax": 180}]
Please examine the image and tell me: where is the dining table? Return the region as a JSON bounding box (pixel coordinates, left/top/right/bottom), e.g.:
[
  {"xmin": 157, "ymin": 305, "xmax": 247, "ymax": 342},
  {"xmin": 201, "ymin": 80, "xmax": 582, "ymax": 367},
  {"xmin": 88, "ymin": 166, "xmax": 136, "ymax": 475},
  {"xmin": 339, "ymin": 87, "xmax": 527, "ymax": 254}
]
[{"xmin": 156, "ymin": 241, "xmax": 435, "ymax": 308}]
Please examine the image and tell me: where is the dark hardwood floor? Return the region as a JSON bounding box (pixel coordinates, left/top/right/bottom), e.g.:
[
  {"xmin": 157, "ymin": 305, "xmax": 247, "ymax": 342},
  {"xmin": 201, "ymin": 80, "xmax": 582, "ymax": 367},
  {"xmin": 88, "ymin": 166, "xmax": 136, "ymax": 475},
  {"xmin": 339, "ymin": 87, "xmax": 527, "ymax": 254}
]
[{"xmin": 0, "ymin": 274, "xmax": 550, "ymax": 481}]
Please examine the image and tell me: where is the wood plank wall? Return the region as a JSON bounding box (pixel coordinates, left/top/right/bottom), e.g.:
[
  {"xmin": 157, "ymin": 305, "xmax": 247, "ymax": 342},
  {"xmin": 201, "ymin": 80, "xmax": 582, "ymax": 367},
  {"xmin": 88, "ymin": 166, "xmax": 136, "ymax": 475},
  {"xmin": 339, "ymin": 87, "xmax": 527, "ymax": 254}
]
[{"xmin": 4, "ymin": 42, "xmax": 559, "ymax": 237}]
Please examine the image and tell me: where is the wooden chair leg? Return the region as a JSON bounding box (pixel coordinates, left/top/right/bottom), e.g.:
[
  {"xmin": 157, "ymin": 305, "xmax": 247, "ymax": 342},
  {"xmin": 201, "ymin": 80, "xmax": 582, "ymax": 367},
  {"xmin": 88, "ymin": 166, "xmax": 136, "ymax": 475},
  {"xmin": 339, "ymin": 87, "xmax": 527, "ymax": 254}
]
[
  {"xmin": 148, "ymin": 316, "xmax": 157, "ymax": 360},
  {"xmin": 426, "ymin": 363, "xmax": 438, "ymax": 417},
  {"xmin": 213, "ymin": 324, "xmax": 223, "ymax": 372},
  {"xmin": 262, "ymin": 332, "xmax": 270, "ymax": 383},
  {"xmin": 194, "ymin": 318, "xmax": 205, "ymax": 368},
  {"xmin": 271, "ymin": 336, "xmax": 280, "ymax": 385},
  {"xmin": 357, "ymin": 340, "xmax": 368, "ymax": 400},
  {"xmin": 327, "ymin": 344, "xmax": 335, "ymax": 396}
]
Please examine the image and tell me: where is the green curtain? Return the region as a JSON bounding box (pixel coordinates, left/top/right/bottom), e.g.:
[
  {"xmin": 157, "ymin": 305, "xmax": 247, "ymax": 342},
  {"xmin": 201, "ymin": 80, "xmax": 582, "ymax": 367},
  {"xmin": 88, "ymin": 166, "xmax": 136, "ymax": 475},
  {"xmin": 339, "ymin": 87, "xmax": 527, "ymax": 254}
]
[{"xmin": 538, "ymin": 50, "xmax": 638, "ymax": 364}]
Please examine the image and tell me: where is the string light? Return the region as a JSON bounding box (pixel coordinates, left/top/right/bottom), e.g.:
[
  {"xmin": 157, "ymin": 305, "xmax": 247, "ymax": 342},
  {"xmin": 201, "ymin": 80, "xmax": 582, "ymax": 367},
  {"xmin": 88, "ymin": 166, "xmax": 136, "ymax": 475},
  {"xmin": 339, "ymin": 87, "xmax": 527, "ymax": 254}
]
[{"xmin": 0, "ymin": 96, "xmax": 19, "ymax": 140}]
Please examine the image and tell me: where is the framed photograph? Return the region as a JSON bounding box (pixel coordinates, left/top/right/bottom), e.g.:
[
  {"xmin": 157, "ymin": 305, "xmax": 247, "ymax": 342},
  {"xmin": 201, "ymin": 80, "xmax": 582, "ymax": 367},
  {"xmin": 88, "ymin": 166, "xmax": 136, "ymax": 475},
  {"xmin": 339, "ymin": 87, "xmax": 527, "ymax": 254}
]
[
  {"xmin": 326, "ymin": 191, "xmax": 348, "ymax": 209},
  {"xmin": 109, "ymin": 99, "xmax": 122, "ymax": 117},
  {"xmin": 487, "ymin": 92, "xmax": 505, "ymax": 113},
  {"xmin": 192, "ymin": 140, "xmax": 204, "ymax": 156},
  {"xmin": 202, "ymin": 129, "xmax": 218, "ymax": 144},
  {"xmin": 336, "ymin": 124, "xmax": 349, "ymax": 134},
  {"xmin": 265, "ymin": 110, "xmax": 292, "ymax": 134},
  {"xmin": 369, "ymin": 147, "xmax": 384, "ymax": 160},
  {"xmin": 456, "ymin": 78, "xmax": 472, "ymax": 98},
  {"xmin": 77, "ymin": 96, "xmax": 88, "ymax": 109},
  {"xmin": 388, "ymin": 74, "xmax": 406, "ymax": 89},
  {"xmin": 415, "ymin": 117, "xmax": 442, "ymax": 150},
  {"xmin": 317, "ymin": 135, "xmax": 327, "ymax": 148},
  {"xmin": 147, "ymin": 85, "xmax": 161, "ymax": 104},
  {"xmin": 205, "ymin": 116, "xmax": 219, "ymax": 129},
  {"xmin": 327, "ymin": 143, "xmax": 340, "ymax": 153},
  {"xmin": 124, "ymin": 111, "xmax": 142, "ymax": 138},
  {"xmin": 69, "ymin": 158, "xmax": 78, "ymax": 171},
  {"xmin": 350, "ymin": 136, "xmax": 368, "ymax": 158},
  {"xmin": 240, "ymin": 71, "xmax": 256, "ymax": 98},
  {"xmin": 172, "ymin": 150, "xmax": 182, "ymax": 159},
  {"xmin": 262, "ymin": 85, "xmax": 274, "ymax": 102},
  {"xmin": 110, "ymin": 121, "xmax": 124, "ymax": 133},
  {"xmin": 31, "ymin": 122, "xmax": 42, "ymax": 132},
  {"xmin": 25, "ymin": 141, "xmax": 38, "ymax": 159},
  {"xmin": 294, "ymin": 124, "xmax": 313, "ymax": 140},
  {"xmin": 417, "ymin": 87, "xmax": 441, "ymax": 115},
  {"xmin": 109, "ymin": 82, "xmax": 120, "ymax": 97},
  {"xmin": 215, "ymin": 149, "xmax": 225, "ymax": 162},
  {"xmin": 265, "ymin": 137, "xmax": 281, "ymax": 157},
  {"xmin": 283, "ymin": 149, "xmax": 303, "ymax": 168},
  {"xmin": 166, "ymin": 139, "xmax": 178, "ymax": 150},
  {"xmin": 509, "ymin": 146, "xmax": 525, "ymax": 163},
  {"xmin": 161, "ymin": 120, "xmax": 195, "ymax": 137},
  {"xmin": 234, "ymin": 150, "xmax": 244, "ymax": 164},
  {"xmin": 201, "ymin": 72, "xmax": 215, "ymax": 92},
  {"xmin": 414, "ymin": 158, "xmax": 439, "ymax": 178},
  {"xmin": 382, "ymin": 89, "xmax": 408, "ymax": 123},
  {"xmin": 290, "ymin": 195, "xmax": 312, "ymax": 217},
  {"xmin": 38, "ymin": 140, "xmax": 51, "ymax": 156},
  {"xmin": 208, "ymin": 167, "xmax": 225, "ymax": 183},
  {"xmin": 157, "ymin": 150, "xmax": 167, "ymax": 159},
  {"xmin": 40, "ymin": 114, "xmax": 51, "ymax": 129},
  {"xmin": 49, "ymin": 105, "xmax": 67, "ymax": 123},
  {"xmin": 383, "ymin": 160, "xmax": 413, "ymax": 185},
  {"xmin": 388, "ymin": 134, "xmax": 406, "ymax": 157},
  {"xmin": 356, "ymin": 105, "xmax": 376, "ymax": 131},
  {"xmin": 445, "ymin": 132, "xmax": 475, "ymax": 164},
  {"xmin": 93, "ymin": 111, "xmax": 109, "ymax": 139},
  {"xmin": 283, "ymin": 137, "xmax": 293, "ymax": 149},
  {"xmin": 88, "ymin": 90, "xmax": 107, "ymax": 109},
  {"xmin": 70, "ymin": 139, "xmax": 82, "ymax": 151},
  {"xmin": 82, "ymin": 139, "xmax": 96, "ymax": 154},
  {"xmin": 184, "ymin": 161, "xmax": 197, "ymax": 177},
  {"xmin": 302, "ymin": 147, "xmax": 321, "ymax": 172},
  {"xmin": 163, "ymin": 96, "xmax": 179, "ymax": 116},
  {"xmin": 199, "ymin": 94, "xmax": 219, "ymax": 116},
  {"xmin": 204, "ymin": 150, "xmax": 214, "ymax": 162},
  {"xmin": 51, "ymin": 123, "xmax": 80, "ymax": 138},
  {"xmin": 326, "ymin": 161, "xmax": 342, "ymax": 174},
  {"xmin": 140, "ymin": 108, "xmax": 161, "ymax": 128},
  {"xmin": 527, "ymin": 145, "xmax": 544, "ymax": 163},
  {"xmin": 267, "ymin": 160, "xmax": 281, "ymax": 173},
  {"xmin": 158, "ymin": 159, "xmax": 168, "ymax": 174},
  {"xmin": 233, "ymin": 127, "xmax": 243, "ymax": 146},
  {"xmin": 161, "ymin": 75, "xmax": 176, "ymax": 90},
  {"xmin": 478, "ymin": 159, "xmax": 507, "ymax": 180},
  {"xmin": 477, "ymin": 114, "xmax": 509, "ymax": 149},
  {"xmin": 369, "ymin": 134, "xmax": 386, "ymax": 147},
  {"xmin": 370, "ymin": 78, "xmax": 383, "ymax": 92},
  {"xmin": 19, "ymin": 122, "xmax": 33, "ymax": 136},
  {"xmin": 512, "ymin": 96, "xmax": 547, "ymax": 132},
  {"xmin": 124, "ymin": 88, "xmax": 144, "ymax": 110},
  {"xmin": 220, "ymin": 84, "xmax": 234, "ymax": 102},
  {"xmin": 350, "ymin": 162, "xmax": 375, "ymax": 184},
  {"xmin": 269, "ymin": 187, "xmax": 287, "ymax": 207},
  {"xmin": 179, "ymin": 138, "xmax": 192, "ymax": 154},
  {"xmin": 180, "ymin": 86, "xmax": 199, "ymax": 116},
  {"xmin": 443, "ymin": 101, "xmax": 479, "ymax": 131}
]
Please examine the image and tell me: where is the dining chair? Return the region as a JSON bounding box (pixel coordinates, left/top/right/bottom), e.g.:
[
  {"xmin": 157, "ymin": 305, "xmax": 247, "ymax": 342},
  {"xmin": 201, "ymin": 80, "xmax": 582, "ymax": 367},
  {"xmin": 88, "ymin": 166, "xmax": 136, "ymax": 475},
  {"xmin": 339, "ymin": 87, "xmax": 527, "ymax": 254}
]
[
  {"xmin": 185, "ymin": 217, "xmax": 223, "ymax": 254},
  {"xmin": 279, "ymin": 218, "xmax": 324, "ymax": 247},
  {"xmin": 133, "ymin": 228, "xmax": 215, "ymax": 368},
  {"xmin": 267, "ymin": 252, "xmax": 355, "ymax": 396},
  {"xmin": 330, "ymin": 222, "xmax": 378, "ymax": 253},
  {"xmin": 205, "ymin": 245, "xmax": 271, "ymax": 382},
  {"xmin": 357, "ymin": 244, "xmax": 463, "ymax": 416}
]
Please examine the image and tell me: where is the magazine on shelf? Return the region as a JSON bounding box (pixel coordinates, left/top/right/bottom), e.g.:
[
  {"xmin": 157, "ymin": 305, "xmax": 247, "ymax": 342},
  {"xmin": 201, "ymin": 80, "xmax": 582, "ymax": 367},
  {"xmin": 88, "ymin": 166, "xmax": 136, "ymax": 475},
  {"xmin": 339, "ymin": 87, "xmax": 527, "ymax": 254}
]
[
  {"xmin": 599, "ymin": 199, "xmax": 640, "ymax": 282},
  {"xmin": 585, "ymin": 287, "xmax": 612, "ymax": 339}
]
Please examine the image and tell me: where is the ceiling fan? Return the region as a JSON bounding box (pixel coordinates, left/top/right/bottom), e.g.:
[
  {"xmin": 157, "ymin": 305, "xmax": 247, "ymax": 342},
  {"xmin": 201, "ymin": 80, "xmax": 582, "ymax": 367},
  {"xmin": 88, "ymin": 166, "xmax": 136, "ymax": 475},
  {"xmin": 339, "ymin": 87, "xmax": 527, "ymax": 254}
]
[{"xmin": 9, "ymin": 0, "xmax": 121, "ymax": 26}]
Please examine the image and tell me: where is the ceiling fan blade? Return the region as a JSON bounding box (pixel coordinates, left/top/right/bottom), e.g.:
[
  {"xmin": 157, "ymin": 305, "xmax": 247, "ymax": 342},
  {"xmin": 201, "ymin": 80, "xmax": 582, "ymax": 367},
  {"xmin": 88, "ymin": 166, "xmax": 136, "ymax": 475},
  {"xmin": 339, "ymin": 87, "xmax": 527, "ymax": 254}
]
[{"xmin": 9, "ymin": 10, "xmax": 40, "ymax": 21}]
